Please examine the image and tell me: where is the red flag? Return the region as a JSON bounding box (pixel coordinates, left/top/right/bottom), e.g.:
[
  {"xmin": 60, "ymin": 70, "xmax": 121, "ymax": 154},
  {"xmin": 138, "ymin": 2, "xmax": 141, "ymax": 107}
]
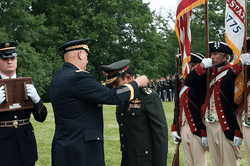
[{"xmin": 175, "ymin": 0, "xmax": 207, "ymax": 79}]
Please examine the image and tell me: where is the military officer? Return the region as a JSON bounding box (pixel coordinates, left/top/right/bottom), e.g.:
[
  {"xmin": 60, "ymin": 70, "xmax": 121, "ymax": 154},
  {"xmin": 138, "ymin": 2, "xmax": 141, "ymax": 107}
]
[
  {"xmin": 0, "ymin": 41, "xmax": 47, "ymax": 166},
  {"xmin": 50, "ymin": 39, "xmax": 149, "ymax": 166},
  {"xmin": 171, "ymin": 53, "xmax": 208, "ymax": 166},
  {"xmin": 236, "ymin": 38, "xmax": 250, "ymax": 165},
  {"xmin": 100, "ymin": 59, "xmax": 168, "ymax": 166},
  {"xmin": 185, "ymin": 41, "xmax": 249, "ymax": 166},
  {"xmin": 147, "ymin": 78, "xmax": 155, "ymax": 90},
  {"xmin": 165, "ymin": 74, "xmax": 173, "ymax": 102}
]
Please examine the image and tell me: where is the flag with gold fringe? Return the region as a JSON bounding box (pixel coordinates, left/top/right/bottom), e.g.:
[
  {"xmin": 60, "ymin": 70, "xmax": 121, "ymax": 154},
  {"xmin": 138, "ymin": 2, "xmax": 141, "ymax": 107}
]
[
  {"xmin": 225, "ymin": 0, "xmax": 246, "ymax": 104},
  {"xmin": 175, "ymin": 0, "xmax": 208, "ymax": 79}
]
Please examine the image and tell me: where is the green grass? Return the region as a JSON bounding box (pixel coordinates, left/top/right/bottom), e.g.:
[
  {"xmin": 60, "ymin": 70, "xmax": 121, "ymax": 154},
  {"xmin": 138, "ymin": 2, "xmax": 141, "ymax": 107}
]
[{"xmin": 31, "ymin": 102, "xmax": 248, "ymax": 166}]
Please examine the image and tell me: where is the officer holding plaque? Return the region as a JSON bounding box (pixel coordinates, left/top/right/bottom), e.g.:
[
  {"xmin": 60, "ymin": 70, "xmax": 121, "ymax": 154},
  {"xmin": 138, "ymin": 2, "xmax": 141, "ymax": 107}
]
[{"xmin": 0, "ymin": 41, "xmax": 47, "ymax": 166}]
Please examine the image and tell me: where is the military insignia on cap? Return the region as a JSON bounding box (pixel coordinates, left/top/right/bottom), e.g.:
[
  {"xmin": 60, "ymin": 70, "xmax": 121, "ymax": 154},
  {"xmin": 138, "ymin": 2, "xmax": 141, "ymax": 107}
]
[
  {"xmin": 5, "ymin": 43, "xmax": 10, "ymax": 47},
  {"xmin": 214, "ymin": 41, "xmax": 220, "ymax": 49}
]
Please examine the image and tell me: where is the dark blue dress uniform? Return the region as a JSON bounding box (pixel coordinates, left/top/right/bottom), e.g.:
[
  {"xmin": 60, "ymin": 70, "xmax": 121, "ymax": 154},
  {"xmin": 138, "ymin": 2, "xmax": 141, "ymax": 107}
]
[
  {"xmin": 100, "ymin": 60, "xmax": 168, "ymax": 166},
  {"xmin": 0, "ymin": 42, "xmax": 47, "ymax": 166},
  {"xmin": 50, "ymin": 39, "xmax": 141, "ymax": 166}
]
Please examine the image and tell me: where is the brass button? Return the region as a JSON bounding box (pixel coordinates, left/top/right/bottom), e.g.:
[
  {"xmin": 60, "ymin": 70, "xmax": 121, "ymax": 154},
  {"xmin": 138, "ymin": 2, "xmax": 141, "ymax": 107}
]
[
  {"xmin": 14, "ymin": 115, "xmax": 17, "ymax": 119},
  {"xmin": 145, "ymin": 151, "xmax": 149, "ymax": 154},
  {"xmin": 122, "ymin": 144, "xmax": 124, "ymax": 148},
  {"xmin": 224, "ymin": 121, "xmax": 227, "ymax": 124},
  {"xmin": 121, "ymin": 134, "xmax": 124, "ymax": 137},
  {"xmin": 120, "ymin": 123, "xmax": 124, "ymax": 127},
  {"xmin": 132, "ymin": 113, "xmax": 135, "ymax": 116},
  {"xmin": 222, "ymin": 116, "xmax": 225, "ymax": 118},
  {"xmin": 121, "ymin": 113, "xmax": 124, "ymax": 116},
  {"xmin": 97, "ymin": 137, "xmax": 100, "ymax": 140}
]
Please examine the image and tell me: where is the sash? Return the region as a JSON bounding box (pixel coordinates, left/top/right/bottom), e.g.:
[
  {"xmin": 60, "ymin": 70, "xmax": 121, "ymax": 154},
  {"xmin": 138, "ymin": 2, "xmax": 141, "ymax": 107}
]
[{"xmin": 209, "ymin": 70, "xmax": 228, "ymax": 88}]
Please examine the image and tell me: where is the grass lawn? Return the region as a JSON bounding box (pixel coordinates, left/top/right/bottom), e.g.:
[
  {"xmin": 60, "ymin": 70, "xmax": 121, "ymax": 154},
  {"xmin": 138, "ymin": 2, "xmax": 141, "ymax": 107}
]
[{"xmin": 31, "ymin": 102, "xmax": 248, "ymax": 166}]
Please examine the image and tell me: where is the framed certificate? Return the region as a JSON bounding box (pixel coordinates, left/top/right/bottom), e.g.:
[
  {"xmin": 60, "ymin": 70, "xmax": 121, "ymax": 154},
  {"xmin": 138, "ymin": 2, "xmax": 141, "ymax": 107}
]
[{"xmin": 0, "ymin": 77, "xmax": 34, "ymax": 112}]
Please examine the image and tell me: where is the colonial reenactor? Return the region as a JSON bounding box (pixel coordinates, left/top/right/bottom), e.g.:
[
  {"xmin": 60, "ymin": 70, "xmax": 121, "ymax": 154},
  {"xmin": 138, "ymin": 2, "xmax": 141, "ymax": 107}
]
[
  {"xmin": 0, "ymin": 41, "xmax": 47, "ymax": 166},
  {"xmin": 236, "ymin": 38, "xmax": 250, "ymax": 165},
  {"xmin": 171, "ymin": 53, "xmax": 208, "ymax": 166},
  {"xmin": 50, "ymin": 39, "xmax": 149, "ymax": 166},
  {"xmin": 185, "ymin": 41, "xmax": 248, "ymax": 166},
  {"xmin": 100, "ymin": 60, "xmax": 168, "ymax": 166}
]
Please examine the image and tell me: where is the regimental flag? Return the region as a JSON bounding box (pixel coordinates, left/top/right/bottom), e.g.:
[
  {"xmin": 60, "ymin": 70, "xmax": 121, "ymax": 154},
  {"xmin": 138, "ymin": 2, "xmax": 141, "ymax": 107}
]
[
  {"xmin": 175, "ymin": 0, "xmax": 207, "ymax": 79},
  {"xmin": 225, "ymin": 0, "xmax": 246, "ymax": 104}
]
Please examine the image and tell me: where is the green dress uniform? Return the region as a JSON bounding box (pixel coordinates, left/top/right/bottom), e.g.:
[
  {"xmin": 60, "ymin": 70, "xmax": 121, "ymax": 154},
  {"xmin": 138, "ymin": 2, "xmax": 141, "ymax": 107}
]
[
  {"xmin": 100, "ymin": 59, "xmax": 168, "ymax": 166},
  {"xmin": 116, "ymin": 88, "xmax": 168, "ymax": 166}
]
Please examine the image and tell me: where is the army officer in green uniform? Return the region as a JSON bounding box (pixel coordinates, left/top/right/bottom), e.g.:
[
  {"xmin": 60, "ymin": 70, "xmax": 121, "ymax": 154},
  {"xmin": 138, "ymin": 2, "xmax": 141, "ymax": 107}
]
[{"xmin": 100, "ymin": 60, "xmax": 168, "ymax": 166}]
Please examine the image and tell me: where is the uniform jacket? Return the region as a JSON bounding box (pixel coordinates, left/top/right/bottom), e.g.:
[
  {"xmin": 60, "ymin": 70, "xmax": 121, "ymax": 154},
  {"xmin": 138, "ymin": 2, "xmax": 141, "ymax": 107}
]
[
  {"xmin": 0, "ymin": 75, "xmax": 47, "ymax": 166},
  {"xmin": 172, "ymin": 78, "xmax": 207, "ymax": 137},
  {"xmin": 185, "ymin": 62, "xmax": 242, "ymax": 141},
  {"xmin": 116, "ymin": 88, "xmax": 168, "ymax": 166},
  {"xmin": 50, "ymin": 62, "xmax": 140, "ymax": 166}
]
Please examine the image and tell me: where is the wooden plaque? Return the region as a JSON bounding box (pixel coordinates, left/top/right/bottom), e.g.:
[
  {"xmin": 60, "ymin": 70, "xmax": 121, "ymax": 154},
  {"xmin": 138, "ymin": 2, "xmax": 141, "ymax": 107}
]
[{"xmin": 0, "ymin": 77, "xmax": 34, "ymax": 112}]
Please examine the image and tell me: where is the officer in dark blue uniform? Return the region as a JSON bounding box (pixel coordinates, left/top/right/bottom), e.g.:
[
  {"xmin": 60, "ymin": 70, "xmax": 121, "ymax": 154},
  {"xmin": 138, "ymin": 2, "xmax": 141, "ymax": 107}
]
[
  {"xmin": 0, "ymin": 41, "xmax": 47, "ymax": 166},
  {"xmin": 50, "ymin": 38, "xmax": 149, "ymax": 166},
  {"xmin": 100, "ymin": 60, "xmax": 168, "ymax": 166}
]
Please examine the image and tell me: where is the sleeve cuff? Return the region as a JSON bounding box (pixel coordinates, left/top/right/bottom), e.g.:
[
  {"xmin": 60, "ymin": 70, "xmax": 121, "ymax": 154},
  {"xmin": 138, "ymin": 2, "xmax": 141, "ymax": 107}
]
[
  {"xmin": 171, "ymin": 124, "xmax": 177, "ymax": 132},
  {"xmin": 201, "ymin": 129, "xmax": 207, "ymax": 137},
  {"xmin": 234, "ymin": 129, "xmax": 243, "ymax": 138},
  {"xmin": 195, "ymin": 63, "xmax": 206, "ymax": 76}
]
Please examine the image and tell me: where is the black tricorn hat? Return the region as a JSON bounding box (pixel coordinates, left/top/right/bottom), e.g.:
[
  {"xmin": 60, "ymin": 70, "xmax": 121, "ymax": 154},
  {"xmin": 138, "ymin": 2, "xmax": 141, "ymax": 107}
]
[
  {"xmin": 209, "ymin": 41, "xmax": 232, "ymax": 55},
  {"xmin": 191, "ymin": 53, "xmax": 204, "ymax": 63},
  {"xmin": 0, "ymin": 41, "xmax": 18, "ymax": 58},
  {"xmin": 58, "ymin": 38, "xmax": 90, "ymax": 54},
  {"xmin": 99, "ymin": 59, "xmax": 132, "ymax": 86}
]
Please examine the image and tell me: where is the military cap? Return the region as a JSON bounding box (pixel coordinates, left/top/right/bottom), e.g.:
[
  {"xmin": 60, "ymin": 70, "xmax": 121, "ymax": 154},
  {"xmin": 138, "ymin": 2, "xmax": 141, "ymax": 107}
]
[
  {"xmin": 58, "ymin": 38, "xmax": 90, "ymax": 54},
  {"xmin": 99, "ymin": 59, "xmax": 132, "ymax": 86},
  {"xmin": 0, "ymin": 41, "xmax": 18, "ymax": 58},
  {"xmin": 191, "ymin": 53, "xmax": 204, "ymax": 63},
  {"xmin": 209, "ymin": 41, "xmax": 232, "ymax": 55}
]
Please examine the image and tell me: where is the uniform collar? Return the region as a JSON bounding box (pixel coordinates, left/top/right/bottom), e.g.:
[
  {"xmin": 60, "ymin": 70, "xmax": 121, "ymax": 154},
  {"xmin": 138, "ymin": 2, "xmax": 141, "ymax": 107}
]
[{"xmin": 0, "ymin": 73, "xmax": 16, "ymax": 79}]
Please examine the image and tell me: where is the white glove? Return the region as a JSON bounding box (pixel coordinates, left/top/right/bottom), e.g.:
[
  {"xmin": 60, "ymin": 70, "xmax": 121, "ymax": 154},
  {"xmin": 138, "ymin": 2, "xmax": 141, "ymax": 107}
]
[
  {"xmin": 240, "ymin": 53, "xmax": 250, "ymax": 65},
  {"xmin": 202, "ymin": 58, "xmax": 213, "ymax": 68},
  {"xmin": 26, "ymin": 84, "xmax": 40, "ymax": 104},
  {"xmin": 233, "ymin": 136, "xmax": 242, "ymax": 147},
  {"xmin": 172, "ymin": 131, "xmax": 181, "ymax": 144},
  {"xmin": 202, "ymin": 137, "xmax": 208, "ymax": 148},
  {"xmin": 0, "ymin": 85, "xmax": 6, "ymax": 104}
]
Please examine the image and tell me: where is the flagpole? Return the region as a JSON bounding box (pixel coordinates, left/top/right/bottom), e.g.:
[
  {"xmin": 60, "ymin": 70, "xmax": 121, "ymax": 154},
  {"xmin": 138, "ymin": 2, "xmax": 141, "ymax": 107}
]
[
  {"xmin": 243, "ymin": 0, "xmax": 249, "ymax": 126},
  {"xmin": 205, "ymin": 1, "xmax": 212, "ymax": 121}
]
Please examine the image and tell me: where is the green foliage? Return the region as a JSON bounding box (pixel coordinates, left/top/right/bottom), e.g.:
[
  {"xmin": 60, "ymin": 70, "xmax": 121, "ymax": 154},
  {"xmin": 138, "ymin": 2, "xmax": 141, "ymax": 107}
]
[{"xmin": 2, "ymin": 0, "xmax": 249, "ymax": 100}]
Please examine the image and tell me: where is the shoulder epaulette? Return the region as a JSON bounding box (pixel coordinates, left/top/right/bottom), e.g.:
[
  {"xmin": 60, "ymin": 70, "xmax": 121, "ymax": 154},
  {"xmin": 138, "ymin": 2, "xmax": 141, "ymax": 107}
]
[
  {"xmin": 75, "ymin": 70, "xmax": 89, "ymax": 73},
  {"xmin": 141, "ymin": 87, "xmax": 152, "ymax": 95}
]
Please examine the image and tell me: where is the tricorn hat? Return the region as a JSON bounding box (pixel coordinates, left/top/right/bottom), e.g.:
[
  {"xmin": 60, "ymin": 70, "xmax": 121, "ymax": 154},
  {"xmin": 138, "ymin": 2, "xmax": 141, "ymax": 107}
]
[
  {"xmin": 191, "ymin": 53, "xmax": 204, "ymax": 63},
  {"xmin": 209, "ymin": 41, "xmax": 232, "ymax": 55},
  {"xmin": 0, "ymin": 42, "xmax": 18, "ymax": 58},
  {"xmin": 99, "ymin": 59, "xmax": 132, "ymax": 86}
]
